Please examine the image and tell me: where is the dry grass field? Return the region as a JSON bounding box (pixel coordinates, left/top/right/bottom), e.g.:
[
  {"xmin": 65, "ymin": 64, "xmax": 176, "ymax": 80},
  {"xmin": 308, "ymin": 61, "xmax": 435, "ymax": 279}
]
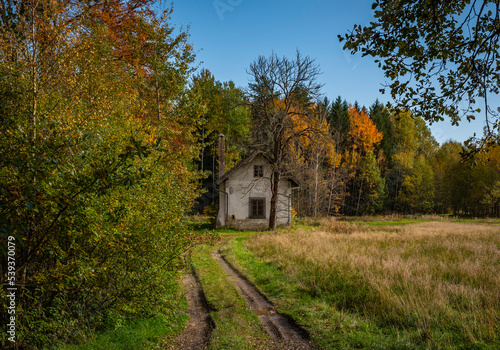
[{"xmin": 244, "ymin": 221, "xmax": 500, "ymax": 347}]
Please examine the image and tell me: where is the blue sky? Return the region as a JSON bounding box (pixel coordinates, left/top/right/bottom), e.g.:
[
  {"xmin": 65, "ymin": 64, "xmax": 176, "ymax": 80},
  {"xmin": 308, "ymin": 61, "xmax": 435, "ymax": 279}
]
[{"xmin": 167, "ymin": 0, "xmax": 492, "ymax": 144}]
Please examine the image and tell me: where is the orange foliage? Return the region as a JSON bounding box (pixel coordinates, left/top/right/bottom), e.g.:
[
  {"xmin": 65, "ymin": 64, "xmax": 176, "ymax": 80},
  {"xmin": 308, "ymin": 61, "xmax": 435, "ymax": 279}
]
[
  {"xmin": 90, "ymin": 0, "xmax": 155, "ymax": 75},
  {"xmin": 348, "ymin": 105, "xmax": 383, "ymax": 152},
  {"xmin": 289, "ymin": 104, "xmax": 341, "ymax": 167}
]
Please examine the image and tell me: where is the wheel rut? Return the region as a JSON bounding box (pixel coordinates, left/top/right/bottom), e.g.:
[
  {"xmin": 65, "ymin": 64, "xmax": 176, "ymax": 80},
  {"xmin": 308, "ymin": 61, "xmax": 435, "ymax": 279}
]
[
  {"xmin": 212, "ymin": 251, "xmax": 314, "ymax": 349},
  {"xmin": 172, "ymin": 272, "xmax": 214, "ymax": 350}
]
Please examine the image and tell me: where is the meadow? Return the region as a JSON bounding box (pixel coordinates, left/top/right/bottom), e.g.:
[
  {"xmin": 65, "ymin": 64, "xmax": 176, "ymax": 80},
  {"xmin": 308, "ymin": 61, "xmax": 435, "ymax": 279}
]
[
  {"xmin": 58, "ymin": 217, "xmax": 499, "ymax": 349},
  {"xmin": 223, "ymin": 219, "xmax": 500, "ymax": 349}
]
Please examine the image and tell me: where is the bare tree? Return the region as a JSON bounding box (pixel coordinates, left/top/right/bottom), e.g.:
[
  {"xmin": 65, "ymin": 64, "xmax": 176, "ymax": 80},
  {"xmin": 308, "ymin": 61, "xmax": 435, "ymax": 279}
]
[{"xmin": 247, "ymin": 50, "xmax": 322, "ymax": 230}]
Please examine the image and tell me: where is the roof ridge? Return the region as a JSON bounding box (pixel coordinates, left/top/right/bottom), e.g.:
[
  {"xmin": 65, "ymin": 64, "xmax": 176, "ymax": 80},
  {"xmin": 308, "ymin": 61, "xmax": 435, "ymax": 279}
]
[{"xmin": 215, "ymin": 150, "xmax": 299, "ymax": 187}]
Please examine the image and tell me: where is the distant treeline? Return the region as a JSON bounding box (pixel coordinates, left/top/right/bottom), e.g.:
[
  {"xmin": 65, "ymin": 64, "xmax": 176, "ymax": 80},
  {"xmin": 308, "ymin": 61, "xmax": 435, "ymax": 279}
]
[{"xmin": 194, "ymin": 80, "xmax": 500, "ymax": 218}]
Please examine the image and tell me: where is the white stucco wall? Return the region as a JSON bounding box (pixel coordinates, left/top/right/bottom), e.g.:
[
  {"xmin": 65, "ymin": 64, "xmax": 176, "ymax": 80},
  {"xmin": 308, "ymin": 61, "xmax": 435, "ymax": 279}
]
[{"xmin": 217, "ymin": 154, "xmax": 293, "ymax": 230}]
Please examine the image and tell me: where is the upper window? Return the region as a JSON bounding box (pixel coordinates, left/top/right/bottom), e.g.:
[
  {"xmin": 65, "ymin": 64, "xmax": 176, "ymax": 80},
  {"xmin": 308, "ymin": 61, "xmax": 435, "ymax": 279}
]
[{"xmin": 254, "ymin": 165, "xmax": 263, "ymax": 178}]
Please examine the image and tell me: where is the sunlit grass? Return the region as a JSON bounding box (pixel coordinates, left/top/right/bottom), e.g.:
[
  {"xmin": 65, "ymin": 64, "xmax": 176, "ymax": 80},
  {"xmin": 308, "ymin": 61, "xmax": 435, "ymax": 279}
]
[
  {"xmin": 191, "ymin": 245, "xmax": 274, "ymax": 349},
  {"xmin": 230, "ymin": 221, "xmax": 500, "ymax": 349}
]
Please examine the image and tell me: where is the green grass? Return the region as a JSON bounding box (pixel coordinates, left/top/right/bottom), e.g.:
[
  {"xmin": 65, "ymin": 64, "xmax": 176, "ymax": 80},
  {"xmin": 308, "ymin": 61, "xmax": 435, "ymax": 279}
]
[
  {"xmin": 222, "ymin": 224, "xmax": 500, "ymax": 350},
  {"xmin": 191, "ymin": 244, "xmax": 274, "ymax": 350},
  {"xmin": 337, "ymin": 214, "xmax": 500, "ymax": 226},
  {"xmin": 360, "ymin": 219, "xmax": 428, "ymax": 226},
  {"xmin": 59, "ymin": 308, "xmax": 188, "ymax": 350},
  {"xmin": 292, "ymin": 215, "xmax": 432, "ymax": 229},
  {"xmin": 222, "ymin": 237, "xmax": 417, "ymax": 350},
  {"xmin": 338, "ymin": 215, "xmax": 434, "ymax": 226},
  {"xmin": 449, "ymin": 217, "xmax": 500, "ymax": 225}
]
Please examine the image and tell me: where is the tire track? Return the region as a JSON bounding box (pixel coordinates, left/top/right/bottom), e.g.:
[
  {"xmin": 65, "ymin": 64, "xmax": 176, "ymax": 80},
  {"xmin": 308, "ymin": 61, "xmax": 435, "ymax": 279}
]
[
  {"xmin": 212, "ymin": 251, "xmax": 314, "ymax": 349},
  {"xmin": 173, "ymin": 272, "xmax": 214, "ymax": 350}
]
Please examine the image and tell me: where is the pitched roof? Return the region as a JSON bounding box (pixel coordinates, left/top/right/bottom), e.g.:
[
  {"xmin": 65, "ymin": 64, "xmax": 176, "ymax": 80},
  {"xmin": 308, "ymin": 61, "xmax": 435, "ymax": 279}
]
[{"xmin": 216, "ymin": 150, "xmax": 299, "ymax": 187}]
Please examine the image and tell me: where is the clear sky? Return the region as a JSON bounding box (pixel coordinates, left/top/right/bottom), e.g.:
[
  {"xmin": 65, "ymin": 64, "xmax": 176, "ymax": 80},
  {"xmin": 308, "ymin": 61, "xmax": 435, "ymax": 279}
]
[{"xmin": 166, "ymin": 0, "xmax": 494, "ymax": 145}]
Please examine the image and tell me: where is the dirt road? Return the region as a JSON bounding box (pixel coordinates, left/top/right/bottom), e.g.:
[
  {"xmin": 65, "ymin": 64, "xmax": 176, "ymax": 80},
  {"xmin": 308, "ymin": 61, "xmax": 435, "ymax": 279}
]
[
  {"xmin": 171, "ymin": 273, "xmax": 214, "ymax": 350},
  {"xmin": 173, "ymin": 250, "xmax": 314, "ymax": 349}
]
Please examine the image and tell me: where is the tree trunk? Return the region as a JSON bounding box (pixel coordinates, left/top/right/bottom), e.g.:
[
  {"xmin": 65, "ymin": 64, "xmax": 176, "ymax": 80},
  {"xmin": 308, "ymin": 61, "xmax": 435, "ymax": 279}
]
[
  {"xmin": 31, "ymin": 2, "xmax": 38, "ymax": 141},
  {"xmin": 313, "ymin": 153, "xmax": 319, "ymax": 217},
  {"xmin": 327, "ymin": 176, "xmax": 333, "ymax": 215},
  {"xmin": 356, "ymin": 175, "xmax": 364, "ymax": 216},
  {"xmin": 155, "ymin": 66, "xmax": 161, "ymax": 120},
  {"xmin": 269, "ymin": 169, "xmax": 281, "ymax": 230}
]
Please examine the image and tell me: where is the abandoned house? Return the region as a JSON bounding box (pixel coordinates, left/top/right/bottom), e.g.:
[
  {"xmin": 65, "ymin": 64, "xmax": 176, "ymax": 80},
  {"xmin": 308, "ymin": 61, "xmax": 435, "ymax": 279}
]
[{"xmin": 215, "ymin": 134, "xmax": 299, "ymax": 230}]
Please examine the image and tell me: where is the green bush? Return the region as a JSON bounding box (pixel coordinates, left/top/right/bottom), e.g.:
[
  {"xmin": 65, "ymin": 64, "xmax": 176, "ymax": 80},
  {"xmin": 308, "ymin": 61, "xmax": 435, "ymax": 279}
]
[
  {"xmin": 203, "ymin": 203, "xmax": 219, "ymax": 228},
  {"xmin": 0, "ymin": 2, "xmax": 198, "ymax": 348}
]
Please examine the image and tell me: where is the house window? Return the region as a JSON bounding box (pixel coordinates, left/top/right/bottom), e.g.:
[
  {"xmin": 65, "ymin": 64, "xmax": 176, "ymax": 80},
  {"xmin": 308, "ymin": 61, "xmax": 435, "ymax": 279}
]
[
  {"xmin": 254, "ymin": 165, "xmax": 263, "ymax": 178},
  {"xmin": 249, "ymin": 198, "xmax": 266, "ymax": 219}
]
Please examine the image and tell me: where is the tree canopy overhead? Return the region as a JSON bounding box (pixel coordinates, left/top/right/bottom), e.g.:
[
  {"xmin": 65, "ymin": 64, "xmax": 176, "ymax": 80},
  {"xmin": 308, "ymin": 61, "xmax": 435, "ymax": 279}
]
[{"xmin": 339, "ymin": 0, "xmax": 500, "ymax": 137}]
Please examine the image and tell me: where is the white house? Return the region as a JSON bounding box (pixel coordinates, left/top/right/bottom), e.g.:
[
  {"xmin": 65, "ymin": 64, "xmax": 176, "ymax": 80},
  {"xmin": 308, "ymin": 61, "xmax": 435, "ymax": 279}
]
[{"xmin": 215, "ymin": 135, "xmax": 299, "ymax": 230}]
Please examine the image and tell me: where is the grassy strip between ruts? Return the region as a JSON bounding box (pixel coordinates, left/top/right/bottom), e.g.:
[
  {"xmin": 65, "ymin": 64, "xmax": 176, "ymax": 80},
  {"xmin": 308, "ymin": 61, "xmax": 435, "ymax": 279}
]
[
  {"xmin": 221, "ymin": 223, "xmax": 499, "ymax": 350},
  {"xmin": 190, "ymin": 244, "xmax": 275, "ymax": 350}
]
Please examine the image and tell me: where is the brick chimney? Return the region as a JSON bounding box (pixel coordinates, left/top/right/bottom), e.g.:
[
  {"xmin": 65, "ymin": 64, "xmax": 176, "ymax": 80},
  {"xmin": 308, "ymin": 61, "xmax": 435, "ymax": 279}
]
[{"xmin": 218, "ymin": 133, "xmax": 225, "ymax": 178}]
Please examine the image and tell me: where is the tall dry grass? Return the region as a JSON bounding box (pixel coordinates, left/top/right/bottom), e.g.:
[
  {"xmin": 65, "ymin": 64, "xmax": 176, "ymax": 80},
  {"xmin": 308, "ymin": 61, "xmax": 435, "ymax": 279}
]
[{"xmin": 247, "ymin": 222, "xmax": 500, "ymax": 345}]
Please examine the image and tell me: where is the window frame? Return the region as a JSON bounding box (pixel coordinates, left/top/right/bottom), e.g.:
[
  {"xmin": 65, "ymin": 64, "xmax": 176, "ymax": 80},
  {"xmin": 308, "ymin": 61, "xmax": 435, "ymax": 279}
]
[
  {"xmin": 253, "ymin": 165, "xmax": 263, "ymax": 178},
  {"xmin": 249, "ymin": 197, "xmax": 266, "ymax": 219}
]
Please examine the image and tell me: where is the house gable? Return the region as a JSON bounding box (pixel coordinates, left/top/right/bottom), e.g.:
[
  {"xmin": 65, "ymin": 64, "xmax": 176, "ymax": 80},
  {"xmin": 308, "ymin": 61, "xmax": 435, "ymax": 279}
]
[
  {"xmin": 216, "ymin": 150, "xmax": 299, "ymax": 187},
  {"xmin": 216, "ymin": 151, "xmax": 298, "ymax": 230}
]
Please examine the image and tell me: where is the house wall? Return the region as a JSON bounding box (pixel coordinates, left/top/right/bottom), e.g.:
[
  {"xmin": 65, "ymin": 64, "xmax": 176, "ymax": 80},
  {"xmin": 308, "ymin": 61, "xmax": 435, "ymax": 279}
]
[{"xmin": 218, "ymin": 154, "xmax": 293, "ymax": 230}]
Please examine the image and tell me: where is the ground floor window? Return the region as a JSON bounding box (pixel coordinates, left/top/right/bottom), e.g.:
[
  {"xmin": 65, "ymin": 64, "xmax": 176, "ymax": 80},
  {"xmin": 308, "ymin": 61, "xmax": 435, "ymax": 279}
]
[{"xmin": 249, "ymin": 198, "xmax": 266, "ymax": 219}]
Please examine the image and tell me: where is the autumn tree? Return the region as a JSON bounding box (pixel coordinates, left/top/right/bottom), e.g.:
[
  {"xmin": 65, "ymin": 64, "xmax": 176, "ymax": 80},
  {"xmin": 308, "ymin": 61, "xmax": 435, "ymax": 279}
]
[
  {"xmin": 348, "ymin": 104, "xmax": 383, "ymax": 154},
  {"xmin": 247, "ymin": 51, "xmax": 322, "ymax": 229},
  {"xmin": 340, "ymin": 0, "xmax": 500, "ymax": 144},
  {"xmin": 385, "ymin": 111, "xmax": 438, "ymax": 212},
  {"xmin": 396, "ymin": 155, "xmax": 435, "ymax": 213},
  {"xmin": 342, "ymin": 104, "xmax": 384, "ymax": 214},
  {"xmin": 127, "ymin": 7, "xmax": 195, "ymax": 121},
  {"xmin": 432, "ymin": 141, "xmax": 464, "ymax": 213},
  {"xmin": 370, "ymin": 100, "xmax": 394, "ymax": 173},
  {"xmin": 287, "ymin": 103, "xmax": 344, "ymax": 217},
  {"xmin": 441, "ymin": 144, "xmax": 500, "ymax": 215},
  {"xmin": 0, "ymin": 1, "xmax": 199, "ymax": 347},
  {"xmin": 353, "ymin": 151, "xmax": 386, "ymax": 215}
]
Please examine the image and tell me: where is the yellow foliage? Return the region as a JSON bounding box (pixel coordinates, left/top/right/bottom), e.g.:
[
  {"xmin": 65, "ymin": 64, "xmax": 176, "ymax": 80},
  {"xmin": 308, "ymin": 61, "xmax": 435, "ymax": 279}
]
[{"xmin": 288, "ymin": 103, "xmax": 341, "ymax": 169}]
